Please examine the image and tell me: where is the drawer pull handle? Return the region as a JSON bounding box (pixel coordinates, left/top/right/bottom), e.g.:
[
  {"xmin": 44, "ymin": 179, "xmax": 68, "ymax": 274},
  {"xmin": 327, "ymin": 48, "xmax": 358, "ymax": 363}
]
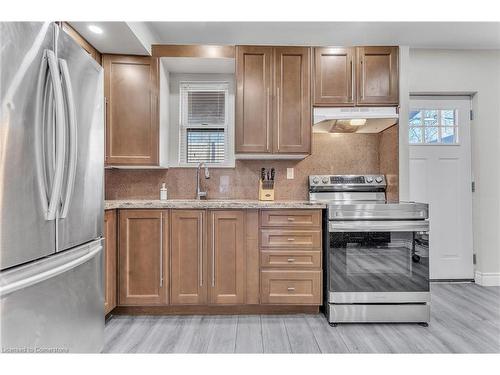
[
  {"xmin": 287, "ymin": 217, "xmax": 295, "ymax": 221},
  {"xmin": 287, "ymin": 238, "xmax": 295, "ymax": 241},
  {"xmin": 287, "ymin": 258, "xmax": 295, "ymax": 262},
  {"xmin": 287, "ymin": 287, "xmax": 295, "ymax": 292}
]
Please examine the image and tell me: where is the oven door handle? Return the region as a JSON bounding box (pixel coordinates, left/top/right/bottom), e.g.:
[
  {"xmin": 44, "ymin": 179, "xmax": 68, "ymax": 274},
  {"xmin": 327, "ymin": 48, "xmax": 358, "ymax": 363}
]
[{"xmin": 329, "ymin": 220, "xmax": 429, "ymax": 232}]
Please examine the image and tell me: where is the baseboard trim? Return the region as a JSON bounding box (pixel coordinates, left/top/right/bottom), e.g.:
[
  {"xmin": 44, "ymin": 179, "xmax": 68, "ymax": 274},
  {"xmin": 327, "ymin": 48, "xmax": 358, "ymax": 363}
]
[
  {"xmin": 475, "ymin": 271, "xmax": 500, "ymax": 286},
  {"xmin": 112, "ymin": 305, "xmax": 320, "ymax": 315}
]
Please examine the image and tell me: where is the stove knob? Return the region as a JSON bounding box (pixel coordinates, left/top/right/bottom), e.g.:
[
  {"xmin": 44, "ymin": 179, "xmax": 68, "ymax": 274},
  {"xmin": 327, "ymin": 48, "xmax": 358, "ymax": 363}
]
[
  {"xmin": 366, "ymin": 176, "xmax": 374, "ymax": 183},
  {"xmin": 375, "ymin": 177, "xmax": 383, "ymax": 183},
  {"xmin": 322, "ymin": 177, "xmax": 329, "ymax": 184},
  {"xmin": 312, "ymin": 177, "xmax": 320, "ymax": 184}
]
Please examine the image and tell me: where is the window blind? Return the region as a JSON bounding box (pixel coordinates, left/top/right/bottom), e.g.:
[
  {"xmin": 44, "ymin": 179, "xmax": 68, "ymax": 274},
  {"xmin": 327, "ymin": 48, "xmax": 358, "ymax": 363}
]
[
  {"xmin": 179, "ymin": 82, "xmax": 229, "ymax": 165},
  {"xmin": 186, "ymin": 129, "xmax": 225, "ymax": 163}
]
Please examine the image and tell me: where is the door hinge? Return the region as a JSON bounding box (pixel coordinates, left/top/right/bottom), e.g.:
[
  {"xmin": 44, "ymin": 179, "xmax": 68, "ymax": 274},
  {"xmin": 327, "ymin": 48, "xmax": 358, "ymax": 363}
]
[
  {"xmin": 473, "ymin": 253, "xmax": 477, "ymax": 265},
  {"xmin": 471, "ymin": 181, "xmax": 476, "ymax": 193},
  {"xmin": 470, "ymin": 109, "xmax": 474, "ymax": 121}
]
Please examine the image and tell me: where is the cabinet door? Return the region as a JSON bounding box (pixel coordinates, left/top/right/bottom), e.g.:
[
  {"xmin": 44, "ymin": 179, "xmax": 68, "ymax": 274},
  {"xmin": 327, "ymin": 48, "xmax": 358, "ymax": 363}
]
[
  {"xmin": 235, "ymin": 46, "xmax": 273, "ymax": 153},
  {"xmin": 356, "ymin": 46, "xmax": 399, "ymax": 105},
  {"xmin": 208, "ymin": 211, "xmax": 245, "ymax": 304},
  {"xmin": 274, "ymin": 47, "xmax": 311, "ymax": 154},
  {"xmin": 104, "ymin": 210, "xmax": 117, "ymax": 314},
  {"xmin": 104, "ymin": 55, "xmax": 159, "ymax": 165},
  {"xmin": 170, "ymin": 210, "xmax": 207, "ymax": 305},
  {"xmin": 118, "ymin": 210, "xmax": 168, "ymax": 305},
  {"xmin": 313, "ymin": 47, "xmax": 355, "ymax": 106}
]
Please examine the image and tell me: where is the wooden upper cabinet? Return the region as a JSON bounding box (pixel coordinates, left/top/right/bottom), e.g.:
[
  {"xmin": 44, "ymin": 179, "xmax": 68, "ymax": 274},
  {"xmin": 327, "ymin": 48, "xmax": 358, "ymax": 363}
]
[
  {"xmin": 104, "ymin": 210, "xmax": 117, "ymax": 315},
  {"xmin": 274, "ymin": 47, "xmax": 311, "ymax": 153},
  {"xmin": 170, "ymin": 210, "xmax": 207, "ymax": 305},
  {"xmin": 235, "ymin": 46, "xmax": 312, "ymax": 156},
  {"xmin": 313, "ymin": 47, "xmax": 355, "ymax": 106},
  {"xmin": 118, "ymin": 210, "xmax": 168, "ymax": 305},
  {"xmin": 356, "ymin": 46, "xmax": 399, "ymax": 105},
  {"xmin": 103, "ymin": 55, "xmax": 159, "ymax": 166},
  {"xmin": 235, "ymin": 46, "xmax": 273, "ymax": 153},
  {"xmin": 208, "ymin": 211, "xmax": 245, "ymax": 304}
]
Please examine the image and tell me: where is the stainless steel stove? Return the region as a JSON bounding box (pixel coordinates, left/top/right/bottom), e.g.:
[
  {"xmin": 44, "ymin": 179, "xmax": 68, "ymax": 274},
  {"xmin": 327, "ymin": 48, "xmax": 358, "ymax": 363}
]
[{"xmin": 309, "ymin": 174, "xmax": 430, "ymax": 326}]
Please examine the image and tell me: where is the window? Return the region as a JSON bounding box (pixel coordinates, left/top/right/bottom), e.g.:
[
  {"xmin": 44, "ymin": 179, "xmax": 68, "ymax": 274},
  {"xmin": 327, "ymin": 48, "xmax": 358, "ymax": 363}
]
[
  {"xmin": 409, "ymin": 109, "xmax": 458, "ymax": 144},
  {"xmin": 179, "ymin": 82, "xmax": 230, "ymax": 165}
]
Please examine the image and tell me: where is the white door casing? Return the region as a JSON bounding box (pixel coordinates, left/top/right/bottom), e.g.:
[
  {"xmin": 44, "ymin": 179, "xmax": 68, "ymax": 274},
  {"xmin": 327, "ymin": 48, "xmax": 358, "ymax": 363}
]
[{"xmin": 409, "ymin": 97, "xmax": 473, "ymax": 280}]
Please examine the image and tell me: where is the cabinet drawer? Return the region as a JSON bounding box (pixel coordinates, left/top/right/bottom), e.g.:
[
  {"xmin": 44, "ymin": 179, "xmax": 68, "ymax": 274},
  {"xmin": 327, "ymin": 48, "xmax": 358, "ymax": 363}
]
[
  {"xmin": 260, "ymin": 210, "xmax": 321, "ymax": 228},
  {"xmin": 260, "ymin": 270, "xmax": 321, "ymax": 304},
  {"xmin": 260, "ymin": 229, "xmax": 321, "ymax": 248},
  {"xmin": 261, "ymin": 250, "xmax": 321, "ymax": 268}
]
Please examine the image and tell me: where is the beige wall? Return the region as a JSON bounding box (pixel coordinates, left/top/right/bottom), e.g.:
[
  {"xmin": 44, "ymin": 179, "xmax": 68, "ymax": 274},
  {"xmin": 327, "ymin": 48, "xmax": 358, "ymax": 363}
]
[{"xmin": 409, "ymin": 49, "xmax": 500, "ymax": 280}]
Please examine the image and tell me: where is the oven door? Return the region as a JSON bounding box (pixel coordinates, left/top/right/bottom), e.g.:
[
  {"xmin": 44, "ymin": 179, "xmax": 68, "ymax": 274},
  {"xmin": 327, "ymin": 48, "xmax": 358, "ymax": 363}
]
[{"xmin": 328, "ymin": 220, "xmax": 430, "ymax": 304}]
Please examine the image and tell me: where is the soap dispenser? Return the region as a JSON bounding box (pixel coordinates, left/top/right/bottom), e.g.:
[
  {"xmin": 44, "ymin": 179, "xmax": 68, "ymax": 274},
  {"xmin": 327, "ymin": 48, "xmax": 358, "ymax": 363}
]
[{"xmin": 160, "ymin": 183, "xmax": 168, "ymax": 200}]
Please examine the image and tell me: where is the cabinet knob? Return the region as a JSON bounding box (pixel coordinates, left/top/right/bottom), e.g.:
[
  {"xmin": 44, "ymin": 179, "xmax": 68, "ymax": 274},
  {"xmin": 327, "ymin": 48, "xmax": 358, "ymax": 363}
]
[
  {"xmin": 287, "ymin": 258, "xmax": 295, "ymax": 262},
  {"xmin": 287, "ymin": 287, "xmax": 295, "ymax": 292},
  {"xmin": 287, "ymin": 238, "xmax": 295, "ymax": 241},
  {"xmin": 287, "ymin": 217, "xmax": 295, "ymax": 221}
]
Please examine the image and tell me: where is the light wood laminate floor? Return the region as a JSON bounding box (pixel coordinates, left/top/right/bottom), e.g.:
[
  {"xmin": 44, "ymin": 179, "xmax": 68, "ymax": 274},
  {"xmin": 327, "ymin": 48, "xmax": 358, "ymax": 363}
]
[{"xmin": 103, "ymin": 283, "xmax": 500, "ymax": 353}]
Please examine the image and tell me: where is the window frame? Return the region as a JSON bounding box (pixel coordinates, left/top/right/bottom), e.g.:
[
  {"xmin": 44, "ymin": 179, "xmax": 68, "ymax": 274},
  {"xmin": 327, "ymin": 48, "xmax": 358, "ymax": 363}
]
[
  {"xmin": 174, "ymin": 80, "xmax": 235, "ymax": 168},
  {"xmin": 409, "ymin": 108, "xmax": 460, "ymax": 146}
]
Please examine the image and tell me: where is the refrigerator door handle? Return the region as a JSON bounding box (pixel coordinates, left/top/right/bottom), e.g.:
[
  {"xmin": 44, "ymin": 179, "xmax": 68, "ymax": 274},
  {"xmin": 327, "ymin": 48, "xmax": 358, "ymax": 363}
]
[
  {"xmin": 0, "ymin": 242, "xmax": 102, "ymax": 297},
  {"xmin": 45, "ymin": 49, "xmax": 66, "ymax": 221},
  {"xmin": 58, "ymin": 58, "xmax": 77, "ymax": 219},
  {"xmin": 34, "ymin": 51, "xmax": 50, "ymax": 218}
]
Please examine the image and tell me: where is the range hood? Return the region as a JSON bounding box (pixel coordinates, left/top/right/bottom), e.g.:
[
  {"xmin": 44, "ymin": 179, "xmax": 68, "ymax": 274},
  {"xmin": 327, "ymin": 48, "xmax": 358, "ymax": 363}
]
[{"xmin": 313, "ymin": 107, "xmax": 399, "ymax": 134}]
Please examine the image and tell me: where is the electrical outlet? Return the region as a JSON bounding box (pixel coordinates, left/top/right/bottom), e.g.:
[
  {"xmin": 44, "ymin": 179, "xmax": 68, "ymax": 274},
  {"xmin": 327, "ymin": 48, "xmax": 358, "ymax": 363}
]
[
  {"xmin": 287, "ymin": 168, "xmax": 294, "ymax": 179},
  {"xmin": 219, "ymin": 175, "xmax": 229, "ymax": 193}
]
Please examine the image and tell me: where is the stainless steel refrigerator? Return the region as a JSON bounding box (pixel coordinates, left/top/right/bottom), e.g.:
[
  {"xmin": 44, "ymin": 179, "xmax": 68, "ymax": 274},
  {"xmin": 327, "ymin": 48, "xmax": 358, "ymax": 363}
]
[{"xmin": 0, "ymin": 22, "xmax": 104, "ymax": 353}]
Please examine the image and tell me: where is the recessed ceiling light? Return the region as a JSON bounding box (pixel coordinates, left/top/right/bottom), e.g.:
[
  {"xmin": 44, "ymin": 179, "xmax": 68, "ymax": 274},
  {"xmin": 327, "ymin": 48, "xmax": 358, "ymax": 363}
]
[{"xmin": 88, "ymin": 25, "xmax": 103, "ymax": 34}]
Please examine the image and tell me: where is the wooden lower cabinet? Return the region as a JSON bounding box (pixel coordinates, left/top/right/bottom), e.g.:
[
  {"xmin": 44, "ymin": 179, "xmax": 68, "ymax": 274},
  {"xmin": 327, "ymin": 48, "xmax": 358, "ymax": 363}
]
[
  {"xmin": 260, "ymin": 209, "xmax": 321, "ymax": 228},
  {"xmin": 104, "ymin": 210, "xmax": 117, "ymax": 314},
  {"xmin": 170, "ymin": 210, "xmax": 207, "ymax": 305},
  {"xmin": 209, "ymin": 210, "xmax": 245, "ymax": 304},
  {"xmin": 118, "ymin": 210, "xmax": 168, "ymax": 305},
  {"xmin": 260, "ymin": 229, "xmax": 321, "ymax": 248},
  {"xmin": 245, "ymin": 210, "xmax": 260, "ymax": 304},
  {"xmin": 260, "ymin": 270, "xmax": 322, "ymax": 305},
  {"xmin": 259, "ymin": 209, "xmax": 323, "ymax": 306},
  {"xmin": 114, "ymin": 208, "xmax": 322, "ymax": 311},
  {"xmin": 260, "ymin": 250, "xmax": 321, "ymax": 268},
  {"xmin": 170, "ymin": 210, "xmax": 246, "ymax": 305}
]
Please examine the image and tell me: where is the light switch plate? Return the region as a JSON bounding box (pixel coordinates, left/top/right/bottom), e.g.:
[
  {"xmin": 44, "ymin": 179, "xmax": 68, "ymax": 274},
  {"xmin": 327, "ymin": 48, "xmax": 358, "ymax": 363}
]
[{"xmin": 287, "ymin": 168, "xmax": 294, "ymax": 179}]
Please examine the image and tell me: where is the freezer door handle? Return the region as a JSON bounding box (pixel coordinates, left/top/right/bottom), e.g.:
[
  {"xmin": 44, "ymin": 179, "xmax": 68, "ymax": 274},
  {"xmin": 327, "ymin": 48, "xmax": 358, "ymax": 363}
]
[
  {"xmin": 45, "ymin": 49, "xmax": 66, "ymax": 221},
  {"xmin": 58, "ymin": 58, "xmax": 77, "ymax": 219},
  {"xmin": 0, "ymin": 242, "xmax": 102, "ymax": 297}
]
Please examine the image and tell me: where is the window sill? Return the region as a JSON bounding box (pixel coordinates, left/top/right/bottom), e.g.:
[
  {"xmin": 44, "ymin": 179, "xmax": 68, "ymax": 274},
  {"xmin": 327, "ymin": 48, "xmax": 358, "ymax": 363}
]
[{"xmin": 169, "ymin": 163, "xmax": 236, "ymax": 169}]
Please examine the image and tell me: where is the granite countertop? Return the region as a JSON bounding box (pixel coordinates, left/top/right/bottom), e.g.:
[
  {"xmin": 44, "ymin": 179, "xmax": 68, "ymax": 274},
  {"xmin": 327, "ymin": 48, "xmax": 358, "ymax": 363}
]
[{"xmin": 105, "ymin": 199, "xmax": 326, "ymax": 210}]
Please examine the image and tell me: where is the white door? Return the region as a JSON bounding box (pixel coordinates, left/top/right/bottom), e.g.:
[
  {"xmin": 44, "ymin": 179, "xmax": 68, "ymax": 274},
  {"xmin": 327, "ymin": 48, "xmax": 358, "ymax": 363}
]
[{"xmin": 409, "ymin": 97, "xmax": 473, "ymax": 280}]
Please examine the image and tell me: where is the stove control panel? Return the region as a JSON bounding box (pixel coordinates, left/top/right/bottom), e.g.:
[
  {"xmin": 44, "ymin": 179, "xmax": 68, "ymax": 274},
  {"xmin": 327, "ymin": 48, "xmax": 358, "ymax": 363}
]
[{"xmin": 308, "ymin": 175, "xmax": 387, "ymax": 190}]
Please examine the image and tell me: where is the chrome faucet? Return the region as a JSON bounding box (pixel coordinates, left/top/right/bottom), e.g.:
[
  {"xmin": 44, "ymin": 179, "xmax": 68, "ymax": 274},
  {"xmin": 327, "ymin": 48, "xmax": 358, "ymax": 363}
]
[{"xmin": 196, "ymin": 162, "xmax": 210, "ymax": 200}]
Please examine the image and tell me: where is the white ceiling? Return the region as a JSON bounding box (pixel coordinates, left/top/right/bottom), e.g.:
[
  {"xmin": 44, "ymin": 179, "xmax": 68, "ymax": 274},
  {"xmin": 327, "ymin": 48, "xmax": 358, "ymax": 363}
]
[
  {"xmin": 148, "ymin": 22, "xmax": 500, "ymax": 50},
  {"xmin": 69, "ymin": 22, "xmax": 151, "ymax": 55},
  {"xmin": 161, "ymin": 57, "xmax": 235, "ymax": 74},
  {"xmin": 70, "ymin": 22, "xmax": 500, "ymax": 55}
]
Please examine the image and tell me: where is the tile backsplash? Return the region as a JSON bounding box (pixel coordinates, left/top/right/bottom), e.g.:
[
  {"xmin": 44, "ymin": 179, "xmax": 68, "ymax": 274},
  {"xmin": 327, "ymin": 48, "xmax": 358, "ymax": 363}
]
[{"xmin": 105, "ymin": 128, "xmax": 399, "ymax": 201}]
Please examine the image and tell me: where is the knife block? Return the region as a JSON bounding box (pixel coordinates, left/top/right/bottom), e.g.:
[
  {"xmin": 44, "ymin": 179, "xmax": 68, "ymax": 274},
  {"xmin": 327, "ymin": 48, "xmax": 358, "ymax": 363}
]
[{"xmin": 259, "ymin": 179, "xmax": 275, "ymax": 201}]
